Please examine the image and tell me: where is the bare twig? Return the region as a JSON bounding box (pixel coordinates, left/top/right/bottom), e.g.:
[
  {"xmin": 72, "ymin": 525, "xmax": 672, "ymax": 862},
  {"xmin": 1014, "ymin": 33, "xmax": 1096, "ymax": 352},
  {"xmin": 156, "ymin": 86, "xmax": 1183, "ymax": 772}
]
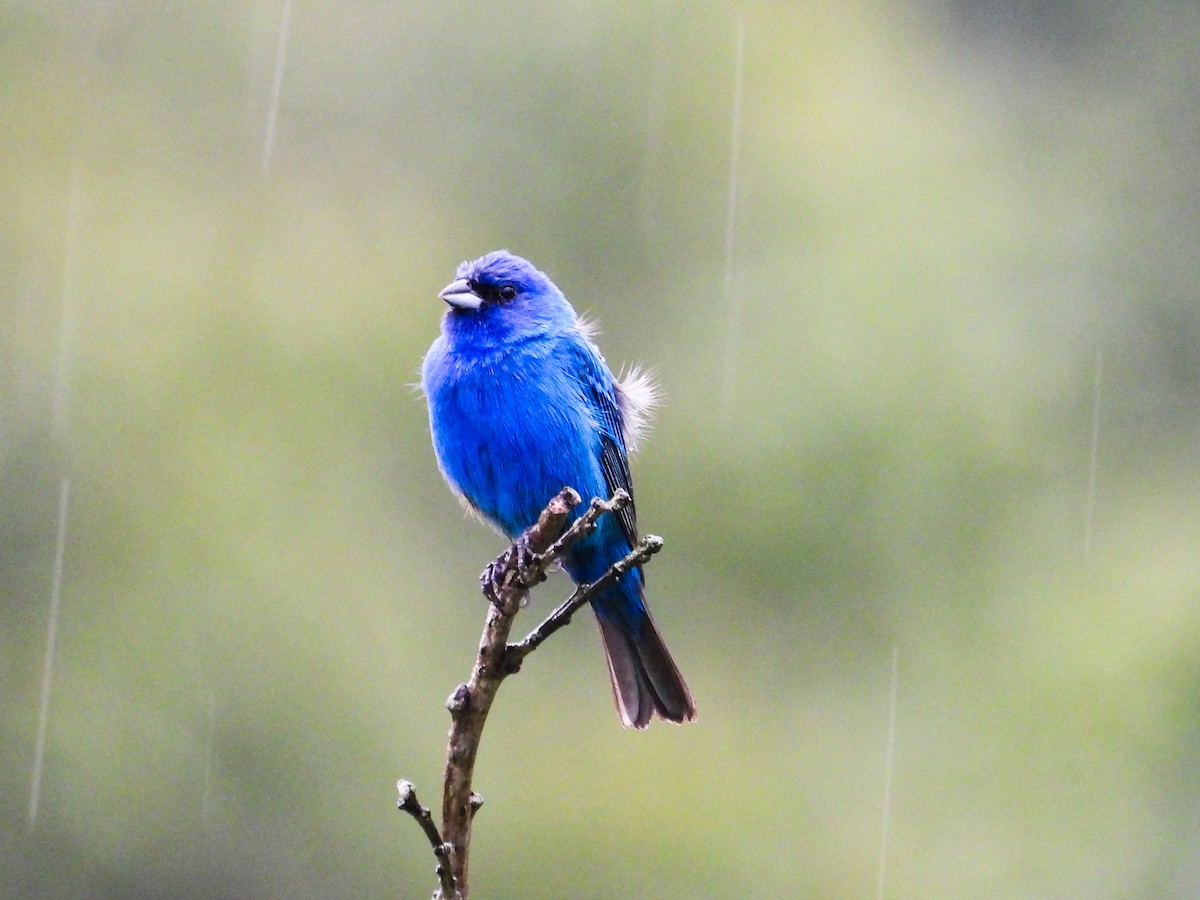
[
  {"xmin": 397, "ymin": 780, "xmax": 457, "ymax": 900},
  {"xmin": 477, "ymin": 490, "xmax": 630, "ymax": 608},
  {"xmin": 537, "ymin": 489, "xmax": 630, "ymax": 566},
  {"xmin": 437, "ymin": 487, "xmax": 583, "ymax": 898},
  {"xmin": 506, "ymin": 534, "xmax": 664, "ymax": 670},
  {"xmin": 398, "ymin": 487, "xmax": 660, "ymax": 899}
]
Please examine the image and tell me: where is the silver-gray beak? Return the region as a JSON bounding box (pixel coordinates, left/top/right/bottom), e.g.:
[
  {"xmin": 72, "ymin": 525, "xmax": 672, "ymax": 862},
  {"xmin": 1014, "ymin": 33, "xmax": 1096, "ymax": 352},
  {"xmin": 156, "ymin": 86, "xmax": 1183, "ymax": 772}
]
[{"xmin": 438, "ymin": 278, "xmax": 484, "ymax": 310}]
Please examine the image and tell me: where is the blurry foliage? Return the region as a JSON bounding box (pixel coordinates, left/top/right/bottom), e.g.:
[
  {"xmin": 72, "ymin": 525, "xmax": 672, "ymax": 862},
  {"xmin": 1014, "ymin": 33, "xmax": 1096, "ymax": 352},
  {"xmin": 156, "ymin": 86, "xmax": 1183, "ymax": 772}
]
[{"xmin": 3, "ymin": 2, "xmax": 1200, "ymax": 898}]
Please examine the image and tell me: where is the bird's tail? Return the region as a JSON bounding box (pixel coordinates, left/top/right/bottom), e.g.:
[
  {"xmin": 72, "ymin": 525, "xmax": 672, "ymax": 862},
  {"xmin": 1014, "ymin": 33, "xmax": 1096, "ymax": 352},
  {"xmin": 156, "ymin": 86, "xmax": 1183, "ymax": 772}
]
[{"xmin": 596, "ymin": 608, "xmax": 696, "ymax": 729}]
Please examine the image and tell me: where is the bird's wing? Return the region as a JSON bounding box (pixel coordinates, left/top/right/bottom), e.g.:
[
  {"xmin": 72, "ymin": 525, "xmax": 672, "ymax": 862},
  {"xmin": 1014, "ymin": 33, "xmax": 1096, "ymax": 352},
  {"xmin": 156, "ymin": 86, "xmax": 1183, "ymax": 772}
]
[{"xmin": 570, "ymin": 341, "xmax": 639, "ymax": 549}]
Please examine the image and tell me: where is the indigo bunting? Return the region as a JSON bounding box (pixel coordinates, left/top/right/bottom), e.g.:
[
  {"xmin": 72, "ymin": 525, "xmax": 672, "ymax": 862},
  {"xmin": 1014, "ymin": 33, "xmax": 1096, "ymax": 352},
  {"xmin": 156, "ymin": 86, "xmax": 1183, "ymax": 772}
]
[{"xmin": 421, "ymin": 250, "xmax": 696, "ymax": 728}]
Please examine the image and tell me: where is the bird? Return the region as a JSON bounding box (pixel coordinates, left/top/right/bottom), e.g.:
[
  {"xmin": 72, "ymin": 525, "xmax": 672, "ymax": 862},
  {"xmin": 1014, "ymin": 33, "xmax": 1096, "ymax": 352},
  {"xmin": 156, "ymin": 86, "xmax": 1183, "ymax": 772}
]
[{"xmin": 421, "ymin": 250, "xmax": 696, "ymax": 729}]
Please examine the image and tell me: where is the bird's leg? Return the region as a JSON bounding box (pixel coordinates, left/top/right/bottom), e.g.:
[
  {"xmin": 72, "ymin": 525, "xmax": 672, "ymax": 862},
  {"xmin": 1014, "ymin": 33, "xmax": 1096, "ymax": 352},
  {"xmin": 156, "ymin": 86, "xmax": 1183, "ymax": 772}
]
[
  {"xmin": 479, "ymin": 556, "xmax": 507, "ymax": 607},
  {"xmin": 480, "ymin": 531, "xmax": 546, "ymax": 609},
  {"xmin": 510, "ymin": 531, "xmax": 541, "ymax": 584}
]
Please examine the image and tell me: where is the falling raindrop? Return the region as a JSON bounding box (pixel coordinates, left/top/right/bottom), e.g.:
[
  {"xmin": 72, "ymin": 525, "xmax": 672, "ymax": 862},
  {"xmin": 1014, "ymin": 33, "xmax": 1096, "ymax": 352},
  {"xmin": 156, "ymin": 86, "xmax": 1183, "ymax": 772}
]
[
  {"xmin": 201, "ymin": 687, "xmax": 216, "ymax": 825},
  {"xmin": 719, "ymin": 14, "xmax": 746, "ymax": 422},
  {"xmin": 1084, "ymin": 350, "xmax": 1102, "ymax": 556},
  {"xmin": 29, "ymin": 478, "xmax": 71, "ymax": 830},
  {"xmin": 637, "ymin": 4, "xmax": 669, "ymax": 242},
  {"xmin": 262, "ymin": 0, "xmax": 293, "ymax": 174},
  {"xmin": 876, "ymin": 644, "xmax": 900, "ymax": 900},
  {"xmin": 30, "ymin": 165, "xmax": 85, "ymax": 830}
]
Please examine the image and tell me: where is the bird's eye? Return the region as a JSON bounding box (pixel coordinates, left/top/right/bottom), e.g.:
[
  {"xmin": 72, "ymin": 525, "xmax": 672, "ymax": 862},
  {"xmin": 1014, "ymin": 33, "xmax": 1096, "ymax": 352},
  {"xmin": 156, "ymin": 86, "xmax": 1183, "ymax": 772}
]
[{"xmin": 498, "ymin": 285, "xmax": 517, "ymax": 302}]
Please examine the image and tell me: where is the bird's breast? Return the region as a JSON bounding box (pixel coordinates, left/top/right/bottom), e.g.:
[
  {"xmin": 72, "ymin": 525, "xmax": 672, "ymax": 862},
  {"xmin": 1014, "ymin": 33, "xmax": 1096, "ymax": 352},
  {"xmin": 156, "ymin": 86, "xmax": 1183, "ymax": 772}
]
[{"xmin": 426, "ymin": 343, "xmax": 604, "ymax": 537}]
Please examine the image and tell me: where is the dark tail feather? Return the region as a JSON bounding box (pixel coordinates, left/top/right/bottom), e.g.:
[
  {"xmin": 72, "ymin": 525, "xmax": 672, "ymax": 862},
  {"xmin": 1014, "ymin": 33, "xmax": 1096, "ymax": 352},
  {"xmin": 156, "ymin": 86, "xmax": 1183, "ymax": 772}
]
[{"xmin": 596, "ymin": 612, "xmax": 697, "ymax": 729}]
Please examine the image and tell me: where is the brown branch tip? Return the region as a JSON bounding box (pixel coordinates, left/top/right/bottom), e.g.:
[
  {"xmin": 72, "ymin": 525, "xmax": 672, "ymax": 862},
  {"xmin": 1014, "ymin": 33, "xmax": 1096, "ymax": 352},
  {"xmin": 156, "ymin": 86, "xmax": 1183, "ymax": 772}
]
[
  {"xmin": 398, "ymin": 488, "xmax": 660, "ymax": 899},
  {"xmin": 397, "ymin": 780, "xmax": 458, "ymax": 899}
]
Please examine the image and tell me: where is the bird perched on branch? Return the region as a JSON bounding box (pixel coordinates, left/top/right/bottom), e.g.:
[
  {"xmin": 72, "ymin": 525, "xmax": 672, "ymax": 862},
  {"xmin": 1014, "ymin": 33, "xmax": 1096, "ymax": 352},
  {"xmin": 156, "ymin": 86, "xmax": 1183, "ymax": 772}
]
[{"xmin": 421, "ymin": 250, "xmax": 695, "ymax": 728}]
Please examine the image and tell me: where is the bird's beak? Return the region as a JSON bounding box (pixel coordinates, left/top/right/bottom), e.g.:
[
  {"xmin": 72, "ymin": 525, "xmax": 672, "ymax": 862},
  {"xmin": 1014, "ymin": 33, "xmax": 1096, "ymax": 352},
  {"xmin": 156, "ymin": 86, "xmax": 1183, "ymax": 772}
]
[{"xmin": 438, "ymin": 278, "xmax": 484, "ymax": 310}]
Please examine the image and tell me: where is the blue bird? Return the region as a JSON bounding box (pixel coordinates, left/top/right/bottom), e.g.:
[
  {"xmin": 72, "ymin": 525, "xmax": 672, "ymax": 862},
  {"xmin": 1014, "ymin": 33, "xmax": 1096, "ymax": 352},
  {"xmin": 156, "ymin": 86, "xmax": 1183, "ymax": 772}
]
[{"xmin": 421, "ymin": 250, "xmax": 696, "ymax": 728}]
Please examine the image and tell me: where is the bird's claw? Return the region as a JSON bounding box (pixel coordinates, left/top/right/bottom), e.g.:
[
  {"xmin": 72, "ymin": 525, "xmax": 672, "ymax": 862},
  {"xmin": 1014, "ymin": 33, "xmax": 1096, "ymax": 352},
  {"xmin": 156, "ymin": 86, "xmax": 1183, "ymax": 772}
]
[
  {"xmin": 480, "ymin": 532, "xmax": 543, "ymax": 608},
  {"xmin": 480, "ymin": 559, "xmax": 506, "ymax": 607}
]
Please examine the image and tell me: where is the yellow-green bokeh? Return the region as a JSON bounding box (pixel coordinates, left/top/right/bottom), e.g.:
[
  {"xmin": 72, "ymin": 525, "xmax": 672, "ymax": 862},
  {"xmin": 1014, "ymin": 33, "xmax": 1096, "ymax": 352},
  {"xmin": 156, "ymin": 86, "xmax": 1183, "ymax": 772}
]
[{"xmin": 4, "ymin": 3, "xmax": 1200, "ymax": 898}]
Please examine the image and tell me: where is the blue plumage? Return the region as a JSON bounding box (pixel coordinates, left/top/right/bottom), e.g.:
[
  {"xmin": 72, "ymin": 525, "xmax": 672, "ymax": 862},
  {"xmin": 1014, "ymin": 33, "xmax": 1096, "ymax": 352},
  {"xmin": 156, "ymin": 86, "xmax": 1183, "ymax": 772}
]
[{"xmin": 421, "ymin": 251, "xmax": 695, "ymax": 728}]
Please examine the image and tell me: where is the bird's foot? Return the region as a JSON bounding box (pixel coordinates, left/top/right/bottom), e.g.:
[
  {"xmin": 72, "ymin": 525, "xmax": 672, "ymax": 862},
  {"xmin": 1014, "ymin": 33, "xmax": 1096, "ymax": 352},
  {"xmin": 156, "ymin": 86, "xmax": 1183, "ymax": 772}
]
[
  {"xmin": 480, "ymin": 531, "xmax": 544, "ymax": 609},
  {"xmin": 480, "ymin": 558, "xmax": 507, "ymax": 608}
]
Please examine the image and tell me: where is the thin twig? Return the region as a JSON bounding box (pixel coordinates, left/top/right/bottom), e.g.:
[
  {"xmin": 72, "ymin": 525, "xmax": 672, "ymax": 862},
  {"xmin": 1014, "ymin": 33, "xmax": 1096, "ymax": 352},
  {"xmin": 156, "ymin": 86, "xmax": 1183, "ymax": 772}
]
[
  {"xmin": 506, "ymin": 534, "xmax": 664, "ymax": 669},
  {"xmin": 398, "ymin": 487, "xmax": 658, "ymax": 899},
  {"xmin": 397, "ymin": 780, "xmax": 458, "ymax": 900},
  {"xmin": 437, "ymin": 487, "xmax": 584, "ymax": 897},
  {"xmin": 536, "ymin": 490, "xmax": 630, "ymax": 567},
  {"xmin": 478, "ymin": 488, "xmax": 594, "ymax": 611}
]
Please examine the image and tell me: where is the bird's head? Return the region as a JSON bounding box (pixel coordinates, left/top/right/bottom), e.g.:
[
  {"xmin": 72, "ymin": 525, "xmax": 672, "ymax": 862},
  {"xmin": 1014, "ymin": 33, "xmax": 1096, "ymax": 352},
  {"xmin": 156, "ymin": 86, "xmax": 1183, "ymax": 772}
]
[{"xmin": 437, "ymin": 251, "xmax": 576, "ymax": 346}]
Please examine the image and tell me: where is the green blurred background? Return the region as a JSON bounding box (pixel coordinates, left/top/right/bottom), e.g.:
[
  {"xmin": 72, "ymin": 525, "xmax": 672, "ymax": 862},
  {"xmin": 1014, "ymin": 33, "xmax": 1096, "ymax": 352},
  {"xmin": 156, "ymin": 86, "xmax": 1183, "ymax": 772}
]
[{"xmin": 4, "ymin": 2, "xmax": 1200, "ymax": 897}]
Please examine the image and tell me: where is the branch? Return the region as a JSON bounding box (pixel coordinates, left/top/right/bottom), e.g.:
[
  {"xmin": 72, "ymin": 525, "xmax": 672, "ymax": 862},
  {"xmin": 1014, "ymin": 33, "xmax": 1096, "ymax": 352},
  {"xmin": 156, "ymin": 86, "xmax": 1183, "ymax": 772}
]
[
  {"xmin": 437, "ymin": 487, "xmax": 585, "ymax": 898},
  {"xmin": 505, "ymin": 533, "xmax": 664, "ymax": 671},
  {"xmin": 397, "ymin": 487, "xmax": 659, "ymax": 899},
  {"xmin": 396, "ymin": 780, "xmax": 457, "ymax": 900},
  {"xmin": 537, "ymin": 489, "xmax": 631, "ymax": 570},
  {"xmin": 477, "ymin": 489, "xmax": 631, "ymax": 610}
]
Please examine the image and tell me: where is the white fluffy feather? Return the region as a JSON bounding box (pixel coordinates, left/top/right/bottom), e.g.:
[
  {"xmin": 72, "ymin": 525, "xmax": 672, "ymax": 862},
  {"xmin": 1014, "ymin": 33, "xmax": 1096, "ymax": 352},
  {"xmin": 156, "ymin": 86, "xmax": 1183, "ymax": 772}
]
[
  {"xmin": 614, "ymin": 364, "xmax": 660, "ymax": 453},
  {"xmin": 576, "ymin": 312, "xmax": 660, "ymax": 453}
]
